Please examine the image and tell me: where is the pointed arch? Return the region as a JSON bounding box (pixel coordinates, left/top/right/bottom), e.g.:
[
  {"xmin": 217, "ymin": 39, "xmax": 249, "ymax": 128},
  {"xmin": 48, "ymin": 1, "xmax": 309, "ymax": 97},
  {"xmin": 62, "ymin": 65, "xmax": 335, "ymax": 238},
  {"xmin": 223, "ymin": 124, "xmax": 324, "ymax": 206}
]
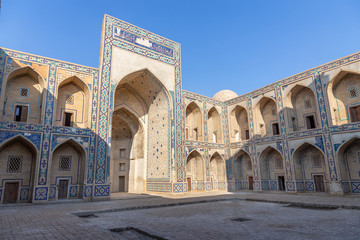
[
  {"xmin": 210, "ymin": 152, "xmax": 226, "ymax": 184},
  {"xmin": 2, "ymin": 66, "xmax": 44, "ymax": 124},
  {"xmin": 55, "ymin": 76, "xmax": 90, "ymax": 128},
  {"xmin": 185, "ymin": 101, "xmax": 203, "ymax": 141},
  {"xmin": 0, "ymin": 134, "xmax": 38, "ymax": 203},
  {"xmin": 207, "ymin": 107, "xmax": 222, "ymax": 143},
  {"xmin": 230, "ymin": 105, "xmax": 249, "ymax": 142},
  {"xmin": 259, "ymin": 146, "xmax": 285, "ymax": 191},
  {"xmin": 285, "ymin": 84, "xmax": 319, "ymax": 132},
  {"xmin": 254, "ymin": 97, "xmax": 279, "ymax": 137},
  {"xmin": 233, "ymin": 149, "xmax": 253, "ymax": 190},
  {"xmin": 50, "ymin": 138, "xmax": 87, "ymax": 199},
  {"xmin": 327, "ymin": 70, "xmax": 360, "ymax": 126},
  {"xmin": 337, "ymin": 137, "xmax": 360, "ymax": 193},
  {"xmin": 186, "ymin": 150, "xmax": 205, "ymax": 183},
  {"xmin": 292, "ymin": 142, "xmax": 328, "ymax": 192}
]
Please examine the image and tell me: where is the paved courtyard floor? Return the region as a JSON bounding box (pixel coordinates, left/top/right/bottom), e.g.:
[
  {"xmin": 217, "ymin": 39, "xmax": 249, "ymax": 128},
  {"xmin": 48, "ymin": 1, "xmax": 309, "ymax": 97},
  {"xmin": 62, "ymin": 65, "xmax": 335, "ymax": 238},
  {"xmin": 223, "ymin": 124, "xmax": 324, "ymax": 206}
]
[{"xmin": 0, "ymin": 191, "xmax": 359, "ymax": 239}]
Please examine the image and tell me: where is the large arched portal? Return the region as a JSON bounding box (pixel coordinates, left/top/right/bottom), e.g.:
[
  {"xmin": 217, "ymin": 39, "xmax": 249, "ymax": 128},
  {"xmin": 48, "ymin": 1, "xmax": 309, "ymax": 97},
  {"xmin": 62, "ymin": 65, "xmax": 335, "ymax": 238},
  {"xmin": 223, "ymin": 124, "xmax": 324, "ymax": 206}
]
[
  {"xmin": 111, "ymin": 69, "xmax": 170, "ymax": 194},
  {"xmin": 111, "ymin": 108, "xmax": 144, "ymax": 193},
  {"xmin": 0, "ymin": 136, "xmax": 37, "ymax": 203},
  {"xmin": 233, "ymin": 150, "xmax": 253, "ymax": 190}
]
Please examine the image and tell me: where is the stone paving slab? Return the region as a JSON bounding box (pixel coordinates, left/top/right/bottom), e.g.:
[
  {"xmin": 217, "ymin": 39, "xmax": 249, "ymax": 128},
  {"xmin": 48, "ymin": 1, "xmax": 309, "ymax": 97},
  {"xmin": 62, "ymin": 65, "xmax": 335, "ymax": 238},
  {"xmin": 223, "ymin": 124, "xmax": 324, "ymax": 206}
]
[{"xmin": 0, "ymin": 191, "xmax": 359, "ymax": 239}]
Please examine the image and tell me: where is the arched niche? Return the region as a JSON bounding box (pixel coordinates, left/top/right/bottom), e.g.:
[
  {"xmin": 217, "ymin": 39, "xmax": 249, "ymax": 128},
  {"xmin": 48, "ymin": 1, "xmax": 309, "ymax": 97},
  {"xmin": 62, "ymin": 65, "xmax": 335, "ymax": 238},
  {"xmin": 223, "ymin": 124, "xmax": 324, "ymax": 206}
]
[
  {"xmin": 0, "ymin": 135, "xmax": 37, "ymax": 203},
  {"xmin": 255, "ymin": 97, "xmax": 279, "ymax": 137},
  {"xmin": 185, "ymin": 102, "xmax": 203, "ymax": 141},
  {"xmin": 2, "ymin": 67, "xmax": 45, "ymax": 124},
  {"xmin": 337, "ymin": 137, "xmax": 360, "ymax": 194},
  {"xmin": 293, "ymin": 143, "xmax": 328, "ymax": 192},
  {"xmin": 209, "ymin": 152, "xmax": 226, "ymax": 190},
  {"xmin": 285, "ymin": 85, "xmax": 319, "ymax": 132},
  {"xmin": 259, "ymin": 147, "xmax": 285, "ymax": 191},
  {"xmin": 327, "ymin": 70, "xmax": 360, "ymax": 125},
  {"xmin": 208, "ymin": 107, "xmax": 222, "ymax": 143},
  {"xmin": 233, "ymin": 150, "xmax": 253, "ymax": 190},
  {"xmin": 50, "ymin": 139, "xmax": 86, "ymax": 200},
  {"xmin": 185, "ymin": 150, "xmax": 204, "ymax": 191},
  {"xmin": 112, "ymin": 69, "xmax": 171, "ymax": 193},
  {"xmin": 230, "ymin": 105, "xmax": 249, "ymax": 142},
  {"xmin": 111, "ymin": 107, "xmax": 144, "ymax": 193},
  {"xmin": 55, "ymin": 76, "xmax": 90, "ymax": 128}
]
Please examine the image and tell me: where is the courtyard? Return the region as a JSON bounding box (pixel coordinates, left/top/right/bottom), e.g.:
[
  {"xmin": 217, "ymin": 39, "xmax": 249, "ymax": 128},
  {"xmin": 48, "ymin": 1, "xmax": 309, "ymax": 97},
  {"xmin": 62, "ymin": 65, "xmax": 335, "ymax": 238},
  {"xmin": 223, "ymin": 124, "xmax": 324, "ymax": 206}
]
[{"xmin": 0, "ymin": 192, "xmax": 359, "ymax": 240}]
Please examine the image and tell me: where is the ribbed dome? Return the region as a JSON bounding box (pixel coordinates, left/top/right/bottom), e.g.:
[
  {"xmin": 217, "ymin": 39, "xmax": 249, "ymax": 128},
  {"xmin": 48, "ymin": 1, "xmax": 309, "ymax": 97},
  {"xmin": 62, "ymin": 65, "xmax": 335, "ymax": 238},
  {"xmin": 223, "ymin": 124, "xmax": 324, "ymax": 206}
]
[{"xmin": 212, "ymin": 90, "xmax": 238, "ymax": 101}]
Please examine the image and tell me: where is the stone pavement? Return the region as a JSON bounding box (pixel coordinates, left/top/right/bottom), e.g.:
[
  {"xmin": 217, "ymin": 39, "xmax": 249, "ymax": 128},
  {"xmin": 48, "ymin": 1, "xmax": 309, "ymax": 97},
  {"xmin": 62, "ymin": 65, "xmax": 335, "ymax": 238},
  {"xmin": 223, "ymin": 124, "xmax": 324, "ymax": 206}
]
[{"xmin": 0, "ymin": 191, "xmax": 359, "ymax": 239}]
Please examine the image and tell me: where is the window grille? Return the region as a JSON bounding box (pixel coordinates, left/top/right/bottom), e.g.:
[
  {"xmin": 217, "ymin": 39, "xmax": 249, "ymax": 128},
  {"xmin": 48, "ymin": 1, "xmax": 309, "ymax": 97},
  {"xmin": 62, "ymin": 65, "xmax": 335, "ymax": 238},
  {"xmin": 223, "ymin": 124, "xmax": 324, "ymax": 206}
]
[
  {"xmin": 59, "ymin": 156, "xmax": 71, "ymax": 171},
  {"xmin": 7, "ymin": 155, "xmax": 23, "ymax": 173},
  {"xmin": 311, "ymin": 155, "xmax": 322, "ymax": 168},
  {"xmin": 349, "ymin": 87, "xmax": 358, "ymax": 98},
  {"xmin": 275, "ymin": 157, "xmax": 283, "ymax": 169},
  {"xmin": 20, "ymin": 88, "xmax": 28, "ymax": 97},
  {"xmin": 65, "ymin": 95, "xmax": 74, "ymax": 105},
  {"xmin": 304, "ymin": 99, "xmax": 312, "ymax": 109}
]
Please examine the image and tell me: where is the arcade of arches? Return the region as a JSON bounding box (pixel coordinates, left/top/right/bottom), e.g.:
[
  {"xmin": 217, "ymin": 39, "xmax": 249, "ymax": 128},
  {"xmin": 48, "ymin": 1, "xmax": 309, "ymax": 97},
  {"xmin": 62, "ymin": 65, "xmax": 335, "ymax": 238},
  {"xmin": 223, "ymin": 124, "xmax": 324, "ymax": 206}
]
[{"xmin": 1, "ymin": 18, "xmax": 360, "ymax": 203}]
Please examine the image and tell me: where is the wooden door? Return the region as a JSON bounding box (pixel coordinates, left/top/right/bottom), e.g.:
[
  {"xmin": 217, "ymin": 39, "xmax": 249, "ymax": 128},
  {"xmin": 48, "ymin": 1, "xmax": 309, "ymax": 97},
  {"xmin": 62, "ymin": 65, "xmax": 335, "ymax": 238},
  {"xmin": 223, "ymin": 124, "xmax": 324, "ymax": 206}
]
[
  {"xmin": 314, "ymin": 175, "xmax": 325, "ymax": 192},
  {"xmin": 211, "ymin": 178, "xmax": 213, "ymax": 190},
  {"xmin": 58, "ymin": 180, "xmax": 68, "ymax": 199},
  {"xmin": 278, "ymin": 176, "xmax": 285, "ymax": 191},
  {"xmin": 248, "ymin": 176, "xmax": 254, "ymax": 190},
  {"xmin": 3, "ymin": 182, "xmax": 19, "ymax": 203},
  {"xmin": 187, "ymin": 178, "xmax": 191, "ymax": 192},
  {"xmin": 119, "ymin": 176, "xmax": 125, "ymax": 192}
]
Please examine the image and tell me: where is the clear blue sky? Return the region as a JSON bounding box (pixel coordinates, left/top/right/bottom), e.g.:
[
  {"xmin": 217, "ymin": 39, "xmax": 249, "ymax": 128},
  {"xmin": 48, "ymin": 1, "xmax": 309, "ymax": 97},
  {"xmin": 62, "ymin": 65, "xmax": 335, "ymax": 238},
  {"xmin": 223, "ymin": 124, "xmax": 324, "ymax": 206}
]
[{"xmin": 1, "ymin": 0, "xmax": 360, "ymax": 97}]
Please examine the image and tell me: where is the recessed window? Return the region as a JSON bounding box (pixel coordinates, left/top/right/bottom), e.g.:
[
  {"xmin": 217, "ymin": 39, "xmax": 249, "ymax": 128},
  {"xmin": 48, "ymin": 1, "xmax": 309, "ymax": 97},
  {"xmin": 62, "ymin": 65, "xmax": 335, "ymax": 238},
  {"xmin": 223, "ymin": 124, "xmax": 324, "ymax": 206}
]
[
  {"xmin": 349, "ymin": 86, "xmax": 358, "ymax": 98},
  {"xmin": 119, "ymin": 163, "xmax": 125, "ymax": 171},
  {"xmin": 185, "ymin": 128, "xmax": 189, "ymax": 140},
  {"xmin": 64, "ymin": 112, "xmax": 73, "ymax": 127},
  {"xmin": 194, "ymin": 128, "xmax": 199, "ymax": 141},
  {"xmin": 349, "ymin": 106, "xmax": 360, "ymax": 122},
  {"xmin": 271, "ymin": 109, "xmax": 276, "ymax": 116},
  {"xmin": 306, "ymin": 115, "xmax": 316, "ymax": 129},
  {"xmin": 304, "ymin": 99, "xmax": 312, "ymax": 109},
  {"xmin": 358, "ymin": 152, "xmax": 360, "ymax": 163},
  {"xmin": 186, "ymin": 161, "xmax": 191, "ymax": 172},
  {"xmin": 59, "ymin": 156, "xmax": 71, "ymax": 171},
  {"xmin": 311, "ymin": 155, "xmax": 322, "ymax": 168},
  {"xmin": 65, "ymin": 95, "xmax": 74, "ymax": 105},
  {"xmin": 245, "ymin": 130, "xmax": 250, "ymax": 140},
  {"xmin": 19, "ymin": 88, "xmax": 29, "ymax": 97},
  {"xmin": 120, "ymin": 149, "xmax": 126, "ymax": 159},
  {"xmin": 272, "ymin": 123, "xmax": 280, "ymax": 135},
  {"xmin": 7, "ymin": 155, "xmax": 23, "ymax": 173},
  {"xmin": 14, "ymin": 105, "xmax": 28, "ymax": 122}
]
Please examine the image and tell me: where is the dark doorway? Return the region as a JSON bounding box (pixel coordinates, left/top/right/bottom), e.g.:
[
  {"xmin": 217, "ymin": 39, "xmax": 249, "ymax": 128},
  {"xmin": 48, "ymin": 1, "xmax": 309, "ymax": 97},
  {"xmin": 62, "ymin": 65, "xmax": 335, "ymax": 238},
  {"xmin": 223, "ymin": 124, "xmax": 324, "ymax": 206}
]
[
  {"xmin": 272, "ymin": 123, "xmax": 280, "ymax": 135},
  {"xmin": 64, "ymin": 112, "xmax": 73, "ymax": 127},
  {"xmin": 248, "ymin": 176, "xmax": 254, "ymax": 190},
  {"xmin": 119, "ymin": 176, "xmax": 125, "ymax": 192},
  {"xmin": 306, "ymin": 115, "xmax": 316, "ymax": 129},
  {"xmin": 3, "ymin": 182, "xmax": 19, "ymax": 203},
  {"xmin": 14, "ymin": 106, "xmax": 28, "ymax": 122},
  {"xmin": 58, "ymin": 180, "xmax": 69, "ymax": 199},
  {"xmin": 187, "ymin": 178, "xmax": 191, "ymax": 192},
  {"xmin": 314, "ymin": 175, "xmax": 325, "ymax": 192},
  {"xmin": 278, "ymin": 176, "xmax": 285, "ymax": 191}
]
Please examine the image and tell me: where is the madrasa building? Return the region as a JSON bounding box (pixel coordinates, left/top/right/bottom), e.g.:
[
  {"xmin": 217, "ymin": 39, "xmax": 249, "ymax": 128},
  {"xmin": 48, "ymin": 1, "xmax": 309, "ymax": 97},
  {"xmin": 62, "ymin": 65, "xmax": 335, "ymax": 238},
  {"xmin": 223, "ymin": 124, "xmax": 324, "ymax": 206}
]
[{"xmin": 0, "ymin": 15, "xmax": 359, "ymax": 204}]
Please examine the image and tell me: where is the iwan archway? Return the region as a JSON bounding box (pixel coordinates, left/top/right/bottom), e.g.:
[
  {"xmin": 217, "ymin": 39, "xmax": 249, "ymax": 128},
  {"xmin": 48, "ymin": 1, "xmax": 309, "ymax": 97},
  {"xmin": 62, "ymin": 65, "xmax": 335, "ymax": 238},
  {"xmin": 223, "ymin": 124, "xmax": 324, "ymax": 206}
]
[{"xmin": 110, "ymin": 69, "xmax": 171, "ymax": 194}]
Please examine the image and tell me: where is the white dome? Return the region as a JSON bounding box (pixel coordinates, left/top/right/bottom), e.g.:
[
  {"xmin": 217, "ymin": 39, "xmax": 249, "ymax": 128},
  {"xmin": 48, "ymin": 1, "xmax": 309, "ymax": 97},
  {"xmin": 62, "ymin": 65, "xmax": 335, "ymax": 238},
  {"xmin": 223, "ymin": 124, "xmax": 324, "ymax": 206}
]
[{"xmin": 212, "ymin": 90, "xmax": 238, "ymax": 101}]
